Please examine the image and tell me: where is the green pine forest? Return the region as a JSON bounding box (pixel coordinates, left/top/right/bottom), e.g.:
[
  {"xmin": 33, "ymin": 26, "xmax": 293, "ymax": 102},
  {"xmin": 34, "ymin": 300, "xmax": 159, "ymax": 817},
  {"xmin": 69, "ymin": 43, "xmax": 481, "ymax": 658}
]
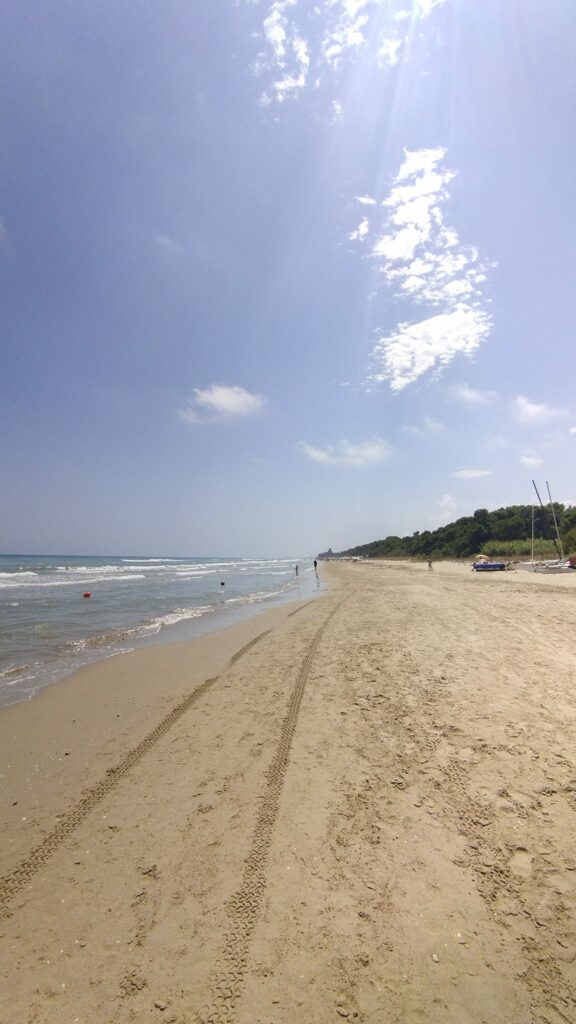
[{"xmin": 319, "ymin": 504, "xmax": 576, "ymax": 562}]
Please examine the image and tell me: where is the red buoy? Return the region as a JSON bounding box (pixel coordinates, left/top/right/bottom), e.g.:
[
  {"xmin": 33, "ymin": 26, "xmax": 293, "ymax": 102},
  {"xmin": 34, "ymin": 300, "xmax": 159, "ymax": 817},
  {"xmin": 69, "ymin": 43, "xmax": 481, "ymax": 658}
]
[{"xmin": 83, "ymin": 592, "xmax": 91, "ymax": 599}]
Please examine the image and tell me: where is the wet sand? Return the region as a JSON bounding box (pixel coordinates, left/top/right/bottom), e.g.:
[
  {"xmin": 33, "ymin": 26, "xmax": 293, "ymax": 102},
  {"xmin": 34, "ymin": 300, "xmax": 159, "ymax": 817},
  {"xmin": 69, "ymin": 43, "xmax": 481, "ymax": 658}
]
[{"xmin": 1, "ymin": 560, "xmax": 575, "ymax": 1023}]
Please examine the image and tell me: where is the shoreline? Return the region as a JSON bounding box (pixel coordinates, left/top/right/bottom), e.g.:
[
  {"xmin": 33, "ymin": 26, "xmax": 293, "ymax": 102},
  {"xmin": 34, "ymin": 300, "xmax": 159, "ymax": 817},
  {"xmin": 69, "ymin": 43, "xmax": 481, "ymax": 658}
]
[
  {"xmin": 0, "ymin": 582, "xmax": 332, "ymax": 877},
  {"xmin": 0, "ymin": 562, "xmax": 321, "ymax": 712},
  {"xmin": 2, "ymin": 560, "xmax": 576, "ymax": 1022}
]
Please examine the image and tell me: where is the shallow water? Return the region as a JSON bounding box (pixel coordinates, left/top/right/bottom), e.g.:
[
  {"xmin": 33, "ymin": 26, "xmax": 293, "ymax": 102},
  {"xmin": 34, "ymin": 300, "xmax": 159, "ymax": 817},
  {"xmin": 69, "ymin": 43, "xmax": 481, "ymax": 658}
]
[{"xmin": 0, "ymin": 554, "xmax": 319, "ymax": 708}]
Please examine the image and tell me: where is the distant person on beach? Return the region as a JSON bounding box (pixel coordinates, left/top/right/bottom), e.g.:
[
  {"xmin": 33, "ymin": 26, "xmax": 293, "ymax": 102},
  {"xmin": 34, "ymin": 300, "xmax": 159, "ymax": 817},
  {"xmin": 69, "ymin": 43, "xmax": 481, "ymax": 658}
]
[
  {"xmin": 295, "ymin": 565, "xmax": 299, "ymax": 576},
  {"xmin": 313, "ymin": 560, "xmax": 317, "ymax": 570},
  {"xmin": 428, "ymin": 560, "xmax": 433, "ymax": 571}
]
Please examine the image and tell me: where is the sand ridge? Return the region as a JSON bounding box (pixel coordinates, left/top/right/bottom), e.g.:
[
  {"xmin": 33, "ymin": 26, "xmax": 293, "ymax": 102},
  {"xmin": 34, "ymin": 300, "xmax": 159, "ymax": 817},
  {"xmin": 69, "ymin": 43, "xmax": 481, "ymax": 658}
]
[{"xmin": 1, "ymin": 561, "xmax": 576, "ymax": 1023}]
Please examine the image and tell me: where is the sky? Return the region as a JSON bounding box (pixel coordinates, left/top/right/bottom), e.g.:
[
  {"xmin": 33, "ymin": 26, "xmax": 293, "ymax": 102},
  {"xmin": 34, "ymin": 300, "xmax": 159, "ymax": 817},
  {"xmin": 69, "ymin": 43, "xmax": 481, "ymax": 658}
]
[{"xmin": 2, "ymin": 0, "xmax": 576, "ymax": 557}]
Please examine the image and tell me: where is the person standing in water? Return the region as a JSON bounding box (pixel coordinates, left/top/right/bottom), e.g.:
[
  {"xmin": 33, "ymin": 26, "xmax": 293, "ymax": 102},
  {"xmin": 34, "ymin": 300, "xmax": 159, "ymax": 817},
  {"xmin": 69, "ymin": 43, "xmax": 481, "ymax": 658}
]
[{"xmin": 295, "ymin": 564, "xmax": 299, "ymax": 576}]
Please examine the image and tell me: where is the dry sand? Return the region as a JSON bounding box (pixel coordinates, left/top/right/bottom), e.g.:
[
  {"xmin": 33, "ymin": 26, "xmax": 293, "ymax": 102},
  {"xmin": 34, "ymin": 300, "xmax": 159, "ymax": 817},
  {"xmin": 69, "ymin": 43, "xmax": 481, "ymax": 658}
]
[{"xmin": 1, "ymin": 560, "xmax": 576, "ymax": 1024}]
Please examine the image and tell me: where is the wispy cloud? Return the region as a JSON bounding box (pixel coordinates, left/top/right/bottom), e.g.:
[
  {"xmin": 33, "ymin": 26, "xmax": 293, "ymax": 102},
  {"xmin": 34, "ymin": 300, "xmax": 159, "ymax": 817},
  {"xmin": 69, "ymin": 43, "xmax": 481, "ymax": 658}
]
[
  {"xmin": 520, "ymin": 454, "xmax": 543, "ymax": 468},
  {"xmin": 437, "ymin": 493, "xmax": 457, "ymax": 517},
  {"xmin": 453, "ymin": 468, "xmax": 491, "ymax": 479},
  {"xmin": 249, "ymin": 0, "xmax": 449, "ymax": 104},
  {"xmin": 452, "ymin": 383, "xmax": 497, "ymax": 406},
  {"xmin": 254, "ymin": 0, "xmax": 311, "ymax": 104},
  {"xmin": 404, "ymin": 415, "xmax": 445, "ymax": 437},
  {"xmin": 349, "ymin": 217, "xmax": 370, "ymax": 241},
  {"xmin": 178, "ymin": 384, "xmax": 267, "ymax": 424},
  {"xmin": 370, "ymin": 307, "xmax": 491, "ymax": 393},
  {"xmin": 511, "ymin": 395, "xmax": 568, "ymax": 425},
  {"xmin": 353, "ymin": 148, "xmax": 492, "ymax": 391},
  {"xmin": 377, "ymin": 37, "xmax": 402, "ymax": 67},
  {"xmin": 300, "ymin": 437, "xmax": 394, "ymax": 466},
  {"xmin": 484, "ymin": 435, "xmax": 510, "ymax": 450},
  {"xmin": 155, "ymin": 233, "xmax": 184, "ymax": 257}
]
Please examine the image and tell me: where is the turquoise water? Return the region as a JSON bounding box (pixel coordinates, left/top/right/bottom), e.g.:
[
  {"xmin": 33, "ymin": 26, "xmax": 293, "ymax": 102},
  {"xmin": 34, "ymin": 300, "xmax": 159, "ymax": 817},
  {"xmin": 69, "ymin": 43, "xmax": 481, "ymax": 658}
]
[{"xmin": 0, "ymin": 554, "xmax": 320, "ymax": 708}]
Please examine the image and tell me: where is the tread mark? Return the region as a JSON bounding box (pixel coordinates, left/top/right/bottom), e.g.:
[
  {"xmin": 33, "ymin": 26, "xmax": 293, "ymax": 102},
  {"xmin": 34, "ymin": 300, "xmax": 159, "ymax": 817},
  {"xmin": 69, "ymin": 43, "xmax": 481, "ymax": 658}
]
[
  {"xmin": 287, "ymin": 601, "xmax": 314, "ymax": 618},
  {"xmin": 229, "ymin": 630, "xmax": 273, "ymax": 666},
  {"xmin": 0, "ymin": 630, "xmax": 274, "ymax": 917},
  {"xmin": 200, "ymin": 593, "xmax": 352, "ymax": 1024}
]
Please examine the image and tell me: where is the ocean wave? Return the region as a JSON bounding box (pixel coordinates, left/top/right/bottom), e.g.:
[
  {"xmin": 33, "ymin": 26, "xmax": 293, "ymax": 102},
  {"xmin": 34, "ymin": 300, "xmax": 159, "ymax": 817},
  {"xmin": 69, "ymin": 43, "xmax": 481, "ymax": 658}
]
[
  {"xmin": 224, "ymin": 587, "xmax": 286, "ymax": 606},
  {"xmin": 0, "ymin": 573, "xmax": 147, "ymax": 590},
  {"xmin": 152, "ymin": 606, "xmax": 212, "ymax": 628},
  {"xmin": 175, "ymin": 569, "xmax": 220, "ymax": 577},
  {"xmin": 60, "ymin": 564, "xmax": 126, "ymax": 574},
  {"xmin": 0, "ymin": 571, "xmax": 38, "ymax": 578},
  {"xmin": 122, "ymin": 558, "xmax": 184, "ymax": 563},
  {"xmin": 256, "ymin": 570, "xmax": 291, "ymax": 576},
  {"xmin": 63, "ymin": 605, "xmax": 213, "ymax": 652},
  {"xmin": 0, "ymin": 662, "xmax": 34, "ymax": 680}
]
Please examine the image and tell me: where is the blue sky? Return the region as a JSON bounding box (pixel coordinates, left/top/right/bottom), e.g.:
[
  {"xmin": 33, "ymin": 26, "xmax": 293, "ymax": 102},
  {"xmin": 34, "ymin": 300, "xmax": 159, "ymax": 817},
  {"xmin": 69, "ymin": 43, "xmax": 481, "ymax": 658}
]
[{"xmin": 2, "ymin": 0, "xmax": 575, "ymax": 557}]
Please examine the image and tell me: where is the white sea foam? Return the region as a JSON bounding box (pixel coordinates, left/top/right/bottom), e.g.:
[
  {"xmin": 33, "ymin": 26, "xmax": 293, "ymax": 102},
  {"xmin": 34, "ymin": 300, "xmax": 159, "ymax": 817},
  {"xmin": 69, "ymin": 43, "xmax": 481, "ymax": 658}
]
[
  {"xmin": 0, "ymin": 663, "xmax": 34, "ymax": 680},
  {"xmin": 0, "ymin": 571, "xmax": 38, "ymax": 578},
  {"xmin": 63, "ymin": 606, "xmax": 213, "ymax": 652},
  {"xmin": 152, "ymin": 606, "xmax": 212, "ymax": 628},
  {"xmin": 175, "ymin": 569, "xmax": 219, "ymax": 577},
  {"xmin": 122, "ymin": 558, "xmax": 183, "ymax": 563},
  {"xmin": 61, "ymin": 564, "xmax": 126, "ymax": 574},
  {"xmin": 2, "ymin": 573, "xmax": 147, "ymax": 589},
  {"xmin": 224, "ymin": 588, "xmax": 285, "ymax": 605}
]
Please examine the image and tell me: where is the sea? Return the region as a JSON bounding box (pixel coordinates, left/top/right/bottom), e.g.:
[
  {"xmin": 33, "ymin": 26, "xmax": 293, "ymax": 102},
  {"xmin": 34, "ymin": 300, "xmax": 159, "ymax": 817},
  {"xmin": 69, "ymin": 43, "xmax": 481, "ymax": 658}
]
[{"xmin": 0, "ymin": 554, "xmax": 320, "ymax": 710}]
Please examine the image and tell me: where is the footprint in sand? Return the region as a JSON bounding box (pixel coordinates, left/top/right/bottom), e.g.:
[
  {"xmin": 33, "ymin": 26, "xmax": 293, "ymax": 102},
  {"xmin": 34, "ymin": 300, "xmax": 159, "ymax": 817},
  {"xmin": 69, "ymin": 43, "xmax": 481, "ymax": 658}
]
[{"xmin": 509, "ymin": 848, "xmax": 532, "ymax": 878}]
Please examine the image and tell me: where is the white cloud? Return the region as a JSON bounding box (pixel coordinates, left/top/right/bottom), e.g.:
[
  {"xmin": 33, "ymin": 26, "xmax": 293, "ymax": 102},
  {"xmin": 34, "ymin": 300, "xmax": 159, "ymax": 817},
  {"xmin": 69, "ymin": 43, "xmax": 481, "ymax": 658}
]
[
  {"xmin": 414, "ymin": 0, "xmax": 446, "ymax": 13},
  {"xmin": 178, "ymin": 384, "xmax": 267, "ymax": 424},
  {"xmin": 368, "ymin": 306, "xmax": 491, "ymax": 392},
  {"xmin": 377, "ymin": 37, "xmax": 402, "ymax": 67},
  {"xmin": 263, "ymin": 3, "xmax": 290, "ymax": 63},
  {"xmin": 452, "ymin": 383, "xmax": 498, "ymax": 406},
  {"xmin": 520, "ymin": 454, "xmax": 543, "ymax": 467},
  {"xmin": 453, "ymin": 468, "xmax": 491, "ymax": 479},
  {"xmin": 250, "ymin": 0, "xmax": 449, "ymax": 104},
  {"xmin": 349, "ymin": 217, "xmax": 370, "ymax": 241},
  {"xmin": 300, "ymin": 437, "xmax": 394, "ymax": 466},
  {"xmin": 355, "ymin": 194, "xmax": 377, "ymax": 206},
  {"xmin": 511, "ymin": 395, "xmax": 568, "ymax": 425},
  {"xmin": 255, "ymin": 0, "xmax": 310, "ymax": 102},
  {"xmin": 570, "ymin": 426, "xmax": 576, "ymax": 435},
  {"xmin": 320, "ymin": 1, "xmax": 372, "ymax": 70},
  {"xmin": 355, "ymin": 149, "xmax": 492, "ymax": 390},
  {"xmin": 373, "ymin": 224, "xmax": 425, "ymax": 261}
]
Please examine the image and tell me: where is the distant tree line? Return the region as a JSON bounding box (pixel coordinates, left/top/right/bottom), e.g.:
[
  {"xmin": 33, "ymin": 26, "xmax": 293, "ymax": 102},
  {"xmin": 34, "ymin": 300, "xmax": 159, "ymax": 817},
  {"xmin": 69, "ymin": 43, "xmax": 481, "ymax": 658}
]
[{"xmin": 319, "ymin": 504, "xmax": 576, "ymax": 562}]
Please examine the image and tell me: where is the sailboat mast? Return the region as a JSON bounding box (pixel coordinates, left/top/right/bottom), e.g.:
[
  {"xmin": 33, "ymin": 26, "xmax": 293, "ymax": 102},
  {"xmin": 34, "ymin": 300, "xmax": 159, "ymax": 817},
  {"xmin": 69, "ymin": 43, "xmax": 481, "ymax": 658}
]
[
  {"xmin": 532, "ymin": 480, "xmax": 562, "ymax": 559},
  {"xmin": 546, "ymin": 481, "xmax": 564, "ymax": 560}
]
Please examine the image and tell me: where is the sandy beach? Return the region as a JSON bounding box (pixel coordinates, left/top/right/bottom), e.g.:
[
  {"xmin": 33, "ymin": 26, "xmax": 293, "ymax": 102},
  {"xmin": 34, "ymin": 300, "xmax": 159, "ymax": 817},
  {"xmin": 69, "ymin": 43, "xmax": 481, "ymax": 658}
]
[{"xmin": 1, "ymin": 560, "xmax": 576, "ymax": 1024}]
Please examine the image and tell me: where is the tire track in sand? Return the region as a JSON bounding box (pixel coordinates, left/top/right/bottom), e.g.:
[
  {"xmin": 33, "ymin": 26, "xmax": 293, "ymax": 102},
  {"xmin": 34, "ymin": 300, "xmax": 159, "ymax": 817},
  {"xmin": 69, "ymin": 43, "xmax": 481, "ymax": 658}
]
[
  {"xmin": 200, "ymin": 593, "xmax": 352, "ymax": 1024},
  {"xmin": 0, "ymin": 630, "xmax": 273, "ymax": 917}
]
